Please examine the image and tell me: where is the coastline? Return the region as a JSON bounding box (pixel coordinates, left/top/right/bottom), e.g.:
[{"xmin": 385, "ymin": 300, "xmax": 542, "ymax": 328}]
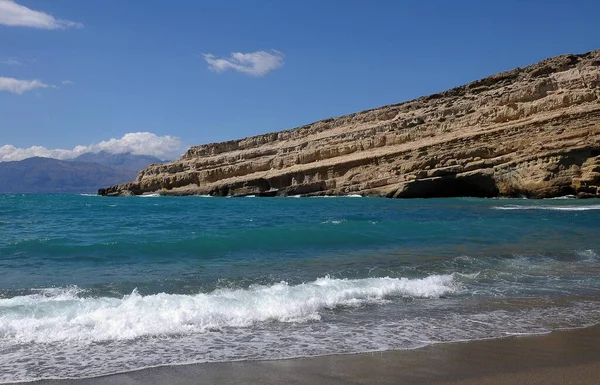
[
  {"xmin": 98, "ymin": 50, "xmax": 600, "ymax": 200},
  {"xmin": 16, "ymin": 324, "xmax": 600, "ymax": 385}
]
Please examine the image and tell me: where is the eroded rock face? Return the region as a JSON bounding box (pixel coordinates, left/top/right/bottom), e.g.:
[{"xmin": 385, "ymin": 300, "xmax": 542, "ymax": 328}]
[{"xmin": 100, "ymin": 50, "xmax": 600, "ymax": 198}]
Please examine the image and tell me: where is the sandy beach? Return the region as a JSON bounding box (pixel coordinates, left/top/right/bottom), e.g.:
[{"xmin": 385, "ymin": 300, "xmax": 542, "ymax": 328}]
[{"xmin": 15, "ymin": 324, "xmax": 600, "ymax": 385}]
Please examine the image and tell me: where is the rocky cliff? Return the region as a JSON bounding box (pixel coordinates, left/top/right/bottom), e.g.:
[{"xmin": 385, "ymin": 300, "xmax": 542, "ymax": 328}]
[{"xmin": 100, "ymin": 50, "xmax": 600, "ymax": 198}]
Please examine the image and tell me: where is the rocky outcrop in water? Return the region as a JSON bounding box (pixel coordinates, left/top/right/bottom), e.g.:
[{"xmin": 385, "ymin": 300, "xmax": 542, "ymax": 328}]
[{"xmin": 100, "ymin": 50, "xmax": 600, "ymax": 198}]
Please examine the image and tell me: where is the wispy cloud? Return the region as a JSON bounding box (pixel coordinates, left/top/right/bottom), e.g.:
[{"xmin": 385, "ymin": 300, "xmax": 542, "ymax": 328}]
[
  {"xmin": 0, "ymin": 57, "xmax": 34, "ymax": 66},
  {"xmin": 0, "ymin": 77, "xmax": 51, "ymax": 94},
  {"xmin": 203, "ymin": 50, "xmax": 284, "ymax": 77},
  {"xmin": 0, "ymin": 132, "xmax": 184, "ymax": 162},
  {"xmin": 0, "ymin": 0, "xmax": 83, "ymax": 29},
  {"xmin": 61, "ymin": 80, "xmax": 75, "ymax": 85}
]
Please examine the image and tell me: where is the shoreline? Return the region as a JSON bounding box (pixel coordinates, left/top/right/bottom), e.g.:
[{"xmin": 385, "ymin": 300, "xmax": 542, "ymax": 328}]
[
  {"xmin": 14, "ymin": 324, "xmax": 600, "ymax": 385},
  {"xmin": 99, "ymin": 190, "xmax": 600, "ymax": 199}
]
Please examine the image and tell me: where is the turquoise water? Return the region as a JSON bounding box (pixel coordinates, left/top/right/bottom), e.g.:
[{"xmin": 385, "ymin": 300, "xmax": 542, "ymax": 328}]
[{"xmin": 1, "ymin": 194, "xmax": 600, "ymax": 382}]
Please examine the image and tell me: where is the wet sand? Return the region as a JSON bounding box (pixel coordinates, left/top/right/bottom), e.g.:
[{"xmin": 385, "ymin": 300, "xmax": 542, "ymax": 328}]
[{"xmin": 18, "ymin": 325, "xmax": 600, "ymax": 385}]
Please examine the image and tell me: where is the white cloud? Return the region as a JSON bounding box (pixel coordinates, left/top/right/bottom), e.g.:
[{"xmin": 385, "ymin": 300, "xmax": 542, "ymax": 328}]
[
  {"xmin": 0, "ymin": 57, "xmax": 29, "ymax": 66},
  {"xmin": 61, "ymin": 80, "xmax": 74, "ymax": 85},
  {"xmin": 0, "ymin": 0, "xmax": 83, "ymax": 29},
  {"xmin": 203, "ymin": 50, "xmax": 284, "ymax": 76},
  {"xmin": 0, "ymin": 132, "xmax": 184, "ymax": 162},
  {"xmin": 0, "ymin": 76, "xmax": 50, "ymax": 94},
  {"xmin": 0, "ymin": 57, "xmax": 22, "ymax": 66}
]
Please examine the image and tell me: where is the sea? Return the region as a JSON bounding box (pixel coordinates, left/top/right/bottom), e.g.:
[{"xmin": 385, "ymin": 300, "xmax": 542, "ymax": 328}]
[{"xmin": 1, "ymin": 194, "xmax": 600, "ymax": 383}]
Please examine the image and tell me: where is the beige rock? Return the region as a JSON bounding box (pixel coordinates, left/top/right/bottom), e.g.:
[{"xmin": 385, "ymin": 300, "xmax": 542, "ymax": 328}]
[{"xmin": 99, "ymin": 50, "xmax": 600, "ymax": 198}]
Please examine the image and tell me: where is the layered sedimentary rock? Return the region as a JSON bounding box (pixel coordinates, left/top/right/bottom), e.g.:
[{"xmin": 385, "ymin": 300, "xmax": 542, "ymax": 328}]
[{"xmin": 100, "ymin": 50, "xmax": 600, "ymax": 198}]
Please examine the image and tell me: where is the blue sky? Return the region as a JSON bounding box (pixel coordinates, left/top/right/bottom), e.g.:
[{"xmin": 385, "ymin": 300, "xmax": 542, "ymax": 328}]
[{"xmin": 1, "ymin": 0, "xmax": 599, "ymax": 160}]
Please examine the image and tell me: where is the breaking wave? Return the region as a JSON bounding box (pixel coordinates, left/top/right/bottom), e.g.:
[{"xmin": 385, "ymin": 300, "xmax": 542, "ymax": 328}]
[{"xmin": 0, "ymin": 275, "xmax": 456, "ymax": 344}]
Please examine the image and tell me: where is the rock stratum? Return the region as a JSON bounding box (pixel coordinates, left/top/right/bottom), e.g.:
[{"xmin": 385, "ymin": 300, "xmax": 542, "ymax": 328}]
[{"xmin": 100, "ymin": 50, "xmax": 600, "ymax": 198}]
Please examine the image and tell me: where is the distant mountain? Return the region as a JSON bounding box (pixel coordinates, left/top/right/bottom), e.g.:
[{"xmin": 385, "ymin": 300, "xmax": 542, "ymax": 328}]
[
  {"xmin": 72, "ymin": 151, "xmax": 165, "ymax": 172},
  {"xmin": 0, "ymin": 153, "xmax": 164, "ymax": 194}
]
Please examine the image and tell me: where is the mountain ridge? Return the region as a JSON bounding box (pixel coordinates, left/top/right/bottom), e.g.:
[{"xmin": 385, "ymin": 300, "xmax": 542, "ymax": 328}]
[
  {"xmin": 0, "ymin": 153, "xmax": 165, "ymax": 194},
  {"xmin": 72, "ymin": 151, "xmax": 164, "ymax": 172},
  {"xmin": 100, "ymin": 50, "xmax": 600, "ymax": 198}
]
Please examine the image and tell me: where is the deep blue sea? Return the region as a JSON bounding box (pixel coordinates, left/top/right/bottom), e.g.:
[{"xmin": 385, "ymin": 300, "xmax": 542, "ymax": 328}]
[{"xmin": 1, "ymin": 194, "xmax": 600, "ymax": 382}]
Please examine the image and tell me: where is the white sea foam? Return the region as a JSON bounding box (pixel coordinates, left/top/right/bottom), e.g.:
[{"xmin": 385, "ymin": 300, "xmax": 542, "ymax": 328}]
[
  {"xmin": 0, "ymin": 286, "xmax": 86, "ymax": 308},
  {"xmin": 493, "ymin": 204, "xmax": 600, "ymax": 211},
  {"xmin": 546, "ymin": 195, "xmax": 576, "ymax": 200},
  {"xmin": 2, "ymin": 299, "xmax": 600, "ymax": 383},
  {"xmin": 308, "ymin": 195, "xmax": 362, "ymax": 198},
  {"xmin": 321, "ymin": 219, "xmax": 345, "ymax": 224},
  {"xmin": 576, "ymin": 249, "xmax": 599, "ymax": 260},
  {"xmin": 0, "ymin": 275, "xmax": 456, "ymax": 345},
  {"xmin": 139, "ymin": 193, "xmax": 161, "ymax": 197}
]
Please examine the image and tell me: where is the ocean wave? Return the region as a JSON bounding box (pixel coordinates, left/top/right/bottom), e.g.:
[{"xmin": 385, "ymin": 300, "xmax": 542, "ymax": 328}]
[
  {"xmin": 309, "ymin": 195, "xmax": 363, "ymax": 198},
  {"xmin": 546, "ymin": 195, "xmax": 576, "ymax": 200},
  {"xmin": 0, "ymin": 275, "xmax": 456, "ymax": 344},
  {"xmin": 576, "ymin": 249, "xmax": 600, "ymax": 260},
  {"xmin": 493, "ymin": 204, "xmax": 600, "ymax": 211},
  {"xmin": 321, "ymin": 219, "xmax": 345, "ymax": 225},
  {"xmin": 2, "ymin": 300, "xmax": 600, "ymax": 383}
]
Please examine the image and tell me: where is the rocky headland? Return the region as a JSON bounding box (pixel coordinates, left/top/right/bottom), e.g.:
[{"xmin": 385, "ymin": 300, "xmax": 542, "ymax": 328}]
[{"xmin": 100, "ymin": 50, "xmax": 600, "ymax": 198}]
